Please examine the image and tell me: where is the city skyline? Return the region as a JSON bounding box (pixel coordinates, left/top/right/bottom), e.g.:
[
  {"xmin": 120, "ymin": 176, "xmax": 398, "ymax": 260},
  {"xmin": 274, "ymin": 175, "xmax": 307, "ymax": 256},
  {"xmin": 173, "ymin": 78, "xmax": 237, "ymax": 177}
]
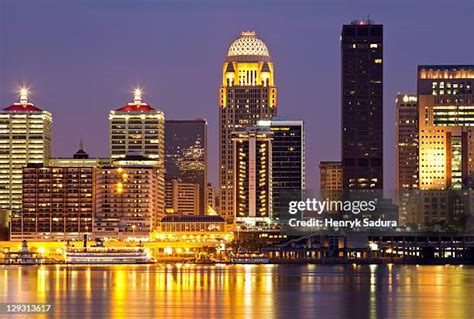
[{"xmin": 0, "ymin": 1, "xmax": 472, "ymax": 190}]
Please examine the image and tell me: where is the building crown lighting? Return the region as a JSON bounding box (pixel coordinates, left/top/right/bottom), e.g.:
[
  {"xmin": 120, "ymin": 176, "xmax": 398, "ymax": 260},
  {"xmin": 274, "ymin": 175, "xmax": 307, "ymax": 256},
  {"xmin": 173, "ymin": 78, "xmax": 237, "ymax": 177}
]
[
  {"xmin": 133, "ymin": 88, "xmax": 143, "ymax": 105},
  {"xmin": 227, "ymin": 31, "xmax": 270, "ymax": 60},
  {"xmin": 19, "ymin": 87, "xmax": 29, "ymax": 104}
]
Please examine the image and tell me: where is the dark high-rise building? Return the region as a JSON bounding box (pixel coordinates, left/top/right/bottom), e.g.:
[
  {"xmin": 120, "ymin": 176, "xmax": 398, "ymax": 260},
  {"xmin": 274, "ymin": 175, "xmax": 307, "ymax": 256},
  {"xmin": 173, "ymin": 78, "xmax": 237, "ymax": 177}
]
[
  {"xmin": 219, "ymin": 31, "xmax": 277, "ymax": 223},
  {"xmin": 396, "ymin": 94, "xmax": 419, "ymax": 227},
  {"xmin": 258, "ymin": 119, "xmax": 305, "ymax": 218},
  {"xmin": 341, "ymin": 20, "xmax": 383, "ymax": 189},
  {"xmin": 164, "ymin": 119, "xmax": 207, "ymax": 214},
  {"xmin": 396, "ymin": 94, "xmax": 419, "ymax": 190}
]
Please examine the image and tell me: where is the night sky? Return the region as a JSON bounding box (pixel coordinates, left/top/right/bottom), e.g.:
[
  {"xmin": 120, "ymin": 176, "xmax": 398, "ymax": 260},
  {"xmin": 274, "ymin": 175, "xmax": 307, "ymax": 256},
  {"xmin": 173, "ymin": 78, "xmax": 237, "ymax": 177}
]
[{"xmin": 0, "ymin": 0, "xmax": 472, "ymax": 190}]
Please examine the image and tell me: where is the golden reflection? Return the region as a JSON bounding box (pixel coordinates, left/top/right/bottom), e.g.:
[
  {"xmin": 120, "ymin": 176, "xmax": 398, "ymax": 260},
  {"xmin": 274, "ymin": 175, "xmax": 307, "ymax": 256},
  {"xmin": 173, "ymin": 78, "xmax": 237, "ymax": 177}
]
[
  {"xmin": 369, "ymin": 264, "xmax": 377, "ymax": 319},
  {"xmin": 2, "ymin": 269, "xmax": 8, "ymax": 293},
  {"xmin": 36, "ymin": 266, "xmax": 47, "ymax": 302},
  {"xmin": 0, "ymin": 265, "xmax": 473, "ymax": 318}
]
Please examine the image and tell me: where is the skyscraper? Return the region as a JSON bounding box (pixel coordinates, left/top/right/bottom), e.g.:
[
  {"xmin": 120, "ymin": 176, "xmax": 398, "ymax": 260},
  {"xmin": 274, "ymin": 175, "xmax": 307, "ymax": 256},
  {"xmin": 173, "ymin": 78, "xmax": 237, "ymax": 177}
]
[
  {"xmin": 109, "ymin": 89, "xmax": 165, "ymax": 161},
  {"xmin": 164, "ymin": 119, "xmax": 207, "ymax": 214},
  {"xmin": 418, "ymin": 65, "xmax": 474, "ymax": 190},
  {"xmin": 257, "ymin": 119, "xmax": 305, "ymax": 218},
  {"xmin": 219, "ymin": 31, "xmax": 277, "ymax": 223},
  {"xmin": 396, "ymin": 94, "xmax": 419, "ymax": 190},
  {"xmin": 232, "ymin": 128, "xmax": 273, "ymax": 225},
  {"xmin": 0, "ymin": 89, "xmax": 52, "ymax": 213},
  {"xmin": 109, "ymin": 89, "xmax": 165, "ymax": 227},
  {"xmin": 396, "ymin": 94, "xmax": 419, "ymax": 227},
  {"xmin": 341, "ymin": 20, "xmax": 383, "ymax": 189}
]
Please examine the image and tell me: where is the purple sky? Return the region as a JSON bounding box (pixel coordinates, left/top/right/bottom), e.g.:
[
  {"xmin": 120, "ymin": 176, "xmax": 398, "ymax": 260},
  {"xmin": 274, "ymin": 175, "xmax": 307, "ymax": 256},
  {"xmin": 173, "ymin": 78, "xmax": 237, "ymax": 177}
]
[{"xmin": 0, "ymin": 0, "xmax": 472, "ymax": 190}]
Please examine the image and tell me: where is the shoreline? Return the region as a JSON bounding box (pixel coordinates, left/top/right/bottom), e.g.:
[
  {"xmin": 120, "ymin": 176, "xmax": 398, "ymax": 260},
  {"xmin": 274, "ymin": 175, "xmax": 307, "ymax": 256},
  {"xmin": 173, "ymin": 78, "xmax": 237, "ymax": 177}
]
[{"xmin": 2, "ymin": 260, "xmax": 473, "ymax": 266}]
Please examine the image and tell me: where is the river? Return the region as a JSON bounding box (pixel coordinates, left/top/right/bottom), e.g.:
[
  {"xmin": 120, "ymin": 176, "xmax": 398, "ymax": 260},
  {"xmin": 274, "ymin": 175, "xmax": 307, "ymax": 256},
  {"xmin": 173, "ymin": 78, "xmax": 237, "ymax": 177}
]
[{"xmin": 1, "ymin": 264, "xmax": 473, "ymax": 318}]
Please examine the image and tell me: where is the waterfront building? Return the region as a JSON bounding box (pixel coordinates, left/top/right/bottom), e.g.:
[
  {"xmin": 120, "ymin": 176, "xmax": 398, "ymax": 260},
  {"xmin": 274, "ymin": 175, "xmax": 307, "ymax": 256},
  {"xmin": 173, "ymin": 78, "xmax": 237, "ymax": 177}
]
[
  {"xmin": 396, "ymin": 94, "xmax": 419, "ymax": 190},
  {"xmin": 154, "ymin": 214, "xmax": 232, "ymax": 244},
  {"xmin": 164, "ymin": 119, "xmax": 207, "ymax": 214},
  {"xmin": 418, "ymin": 65, "xmax": 474, "ymax": 190},
  {"xmin": 0, "ymin": 89, "xmax": 52, "ymax": 214},
  {"xmin": 109, "ymin": 89, "xmax": 165, "ymax": 161},
  {"xmin": 257, "ymin": 119, "xmax": 305, "ymax": 218},
  {"xmin": 219, "ymin": 31, "xmax": 277, "ymax": 223},
  {"xmin": 232, "ymin": 128, "xmax": 273, "ymax": 225},
  {"xmin": 396, "ymin": 94, "xmax": 419, "ymax": 226},
  {"xmin": 9, "ymin": 146, "xmax": 108, "ymax": 241},
  {"xmin": 165, "ymin": 179, "xmax": 200, "ymax": 215},
  {"xmin": 10, "ymin": 163, "xmax": 94, "ymax": 241},
  {"xmin": 341, "ymin": 20, "xmax": 384, "ymax": 189},
  {"xmin": 94, "ymin": 155, "xmax": 164, "ymax": 240},
  {"xmin": 160, "ymin": 215, "xmax": 225, "ymax": 232},
  {"xmin": 415, "ymin": 65, "xmax": 474, "ymax": 229}
]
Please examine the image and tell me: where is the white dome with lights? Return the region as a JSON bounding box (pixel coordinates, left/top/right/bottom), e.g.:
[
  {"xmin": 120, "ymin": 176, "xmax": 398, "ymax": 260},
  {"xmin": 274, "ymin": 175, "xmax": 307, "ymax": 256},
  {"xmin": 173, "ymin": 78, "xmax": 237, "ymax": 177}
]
[{"xmin": 226, "ymin": 31, "xmax": 271, "ymax": 62}]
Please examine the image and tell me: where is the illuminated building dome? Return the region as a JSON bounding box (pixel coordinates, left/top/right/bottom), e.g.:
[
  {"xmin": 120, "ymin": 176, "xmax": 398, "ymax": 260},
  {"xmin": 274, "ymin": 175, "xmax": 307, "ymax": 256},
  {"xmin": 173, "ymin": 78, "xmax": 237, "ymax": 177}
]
[
  {"xmin": 116, "ymin": 88, "xmax": 155, "ymax": 112},
  {"xmin": 226, "ymin": 31, "xmax": 271, "ymax": 62}
]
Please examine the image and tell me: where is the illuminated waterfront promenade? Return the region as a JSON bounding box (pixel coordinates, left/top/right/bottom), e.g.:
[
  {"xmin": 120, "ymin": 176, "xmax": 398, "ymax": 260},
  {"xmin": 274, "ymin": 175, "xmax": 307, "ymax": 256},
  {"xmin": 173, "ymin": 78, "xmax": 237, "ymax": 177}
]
[{"xmin": 1, "ymin": 264, "xmax": 473, "ymax": 318}]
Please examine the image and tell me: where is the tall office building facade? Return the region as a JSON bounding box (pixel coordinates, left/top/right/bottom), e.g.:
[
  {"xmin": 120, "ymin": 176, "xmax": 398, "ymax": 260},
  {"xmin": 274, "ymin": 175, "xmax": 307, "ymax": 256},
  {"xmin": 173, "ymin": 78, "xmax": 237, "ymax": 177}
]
[
  {"xmin": 219, "ymin": 31, "xmax": 277, "ymax": 223},
  {"xmin": 396, "ymin": 94, "xmax": 419, "ymax": 190},
  {"xmin": 396, "ymin": 94, "xmax": 419, "ymax": 226},
  {"xmin": 164, "ymin": 120, "xmax": 207, "ymax": 214},
  {"xmin": 418, "ymin": 65, "xmax": 474, "ymax": 190},
  {"xmin": 0, "ymin": 89, "xmax": 52, "ymax": 213},
  {"xmin": 109, "ymin": 89, "xmax": 165, "ymax": 160},
  {"xmin": 341, "ymin": 20, "xmax": 383, "ymax": 189},
  {"xmin": 257, "ymin": 119, "xmax": 304, "ymax": 218},
  {"xmin": 109, "ymin": 89, "xmax": 165, "ymax": 225},
  {"xmin": 232, "ymin": 128, "xmax": 273, "ymax": 224}
]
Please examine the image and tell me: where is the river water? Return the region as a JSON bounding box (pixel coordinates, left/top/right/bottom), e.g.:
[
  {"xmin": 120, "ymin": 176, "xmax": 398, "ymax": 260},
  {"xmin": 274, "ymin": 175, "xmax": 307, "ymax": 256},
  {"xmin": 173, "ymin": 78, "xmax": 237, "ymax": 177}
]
[{"xmin": 1, "ymin": 264, "xmax": 473, "ymax": 318}]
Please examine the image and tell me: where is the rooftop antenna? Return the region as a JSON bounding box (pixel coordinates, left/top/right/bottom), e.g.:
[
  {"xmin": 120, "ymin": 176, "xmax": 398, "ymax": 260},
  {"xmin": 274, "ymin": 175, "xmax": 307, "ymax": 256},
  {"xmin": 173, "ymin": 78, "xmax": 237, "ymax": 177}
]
[
  {"xmin": 19, "ymin": 87, "xmax": 29, "ymax": 104},
  {"xmin": 133, "ymin": 88, "xmax": 143, "ymax": 104}
]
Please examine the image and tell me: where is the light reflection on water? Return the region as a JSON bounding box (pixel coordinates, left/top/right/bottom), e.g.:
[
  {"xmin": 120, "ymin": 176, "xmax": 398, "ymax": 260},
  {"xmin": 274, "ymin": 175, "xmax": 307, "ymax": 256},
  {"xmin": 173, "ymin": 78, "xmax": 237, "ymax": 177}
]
[{"xmin": 1, "ymin": 264, "xmax": 473, "ymax": 318}]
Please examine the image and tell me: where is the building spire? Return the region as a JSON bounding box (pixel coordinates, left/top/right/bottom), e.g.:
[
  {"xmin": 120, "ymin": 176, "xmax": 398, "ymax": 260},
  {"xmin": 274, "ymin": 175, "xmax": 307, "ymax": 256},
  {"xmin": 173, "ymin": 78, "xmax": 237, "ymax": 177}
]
[
  {"xmin": 73, "ymin": 137, "xmax": 89, "ymax": 159},
  {"xmin": 133, "ymin": 88, "xmax": 143, "ymax": 104},
  {"xmin": 19, "ymin": 87, "xmax": 29, "ymax": 104}
]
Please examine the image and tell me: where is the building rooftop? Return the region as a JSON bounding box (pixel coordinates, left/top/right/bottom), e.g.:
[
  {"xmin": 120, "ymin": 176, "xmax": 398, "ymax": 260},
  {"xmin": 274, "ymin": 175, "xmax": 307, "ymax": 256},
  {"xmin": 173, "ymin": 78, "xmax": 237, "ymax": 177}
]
[
  {"xmin": 2, "ymin": 88, "xmax": 43, "ymax": 112},
  {"xmin": 160, "ymin": 215, "xmax": 225, "ymax": 223},
  {"xmin": 226, "ymin": 31, "xmax": 271, "ymax": 62},
  {"xmin": 115, "ymin": 88, "xmax": 156, "ymax": 112}
]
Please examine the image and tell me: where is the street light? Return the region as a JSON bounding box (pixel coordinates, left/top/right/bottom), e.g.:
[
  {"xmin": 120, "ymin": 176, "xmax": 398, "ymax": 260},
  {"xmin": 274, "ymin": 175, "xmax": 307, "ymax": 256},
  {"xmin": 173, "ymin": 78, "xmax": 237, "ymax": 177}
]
[{"xmin": 131, "ymin": 224, "xmax": 136, "ymax": 239}]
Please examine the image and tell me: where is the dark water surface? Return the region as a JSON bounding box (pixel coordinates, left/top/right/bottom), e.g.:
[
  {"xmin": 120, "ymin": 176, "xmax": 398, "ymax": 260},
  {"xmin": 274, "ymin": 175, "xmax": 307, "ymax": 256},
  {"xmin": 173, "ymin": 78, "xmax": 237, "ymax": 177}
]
[{"xmin": 1, "ymin": 264, "xmax": 473, "ymax": 318}]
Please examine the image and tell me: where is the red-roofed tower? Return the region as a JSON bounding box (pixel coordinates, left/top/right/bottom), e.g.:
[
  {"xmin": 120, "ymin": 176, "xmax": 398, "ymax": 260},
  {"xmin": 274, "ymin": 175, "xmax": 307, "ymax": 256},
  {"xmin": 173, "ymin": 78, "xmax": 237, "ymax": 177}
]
[{"xmin": 0, "ymin": 88, "xmax": 52, "ymax": 222}]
